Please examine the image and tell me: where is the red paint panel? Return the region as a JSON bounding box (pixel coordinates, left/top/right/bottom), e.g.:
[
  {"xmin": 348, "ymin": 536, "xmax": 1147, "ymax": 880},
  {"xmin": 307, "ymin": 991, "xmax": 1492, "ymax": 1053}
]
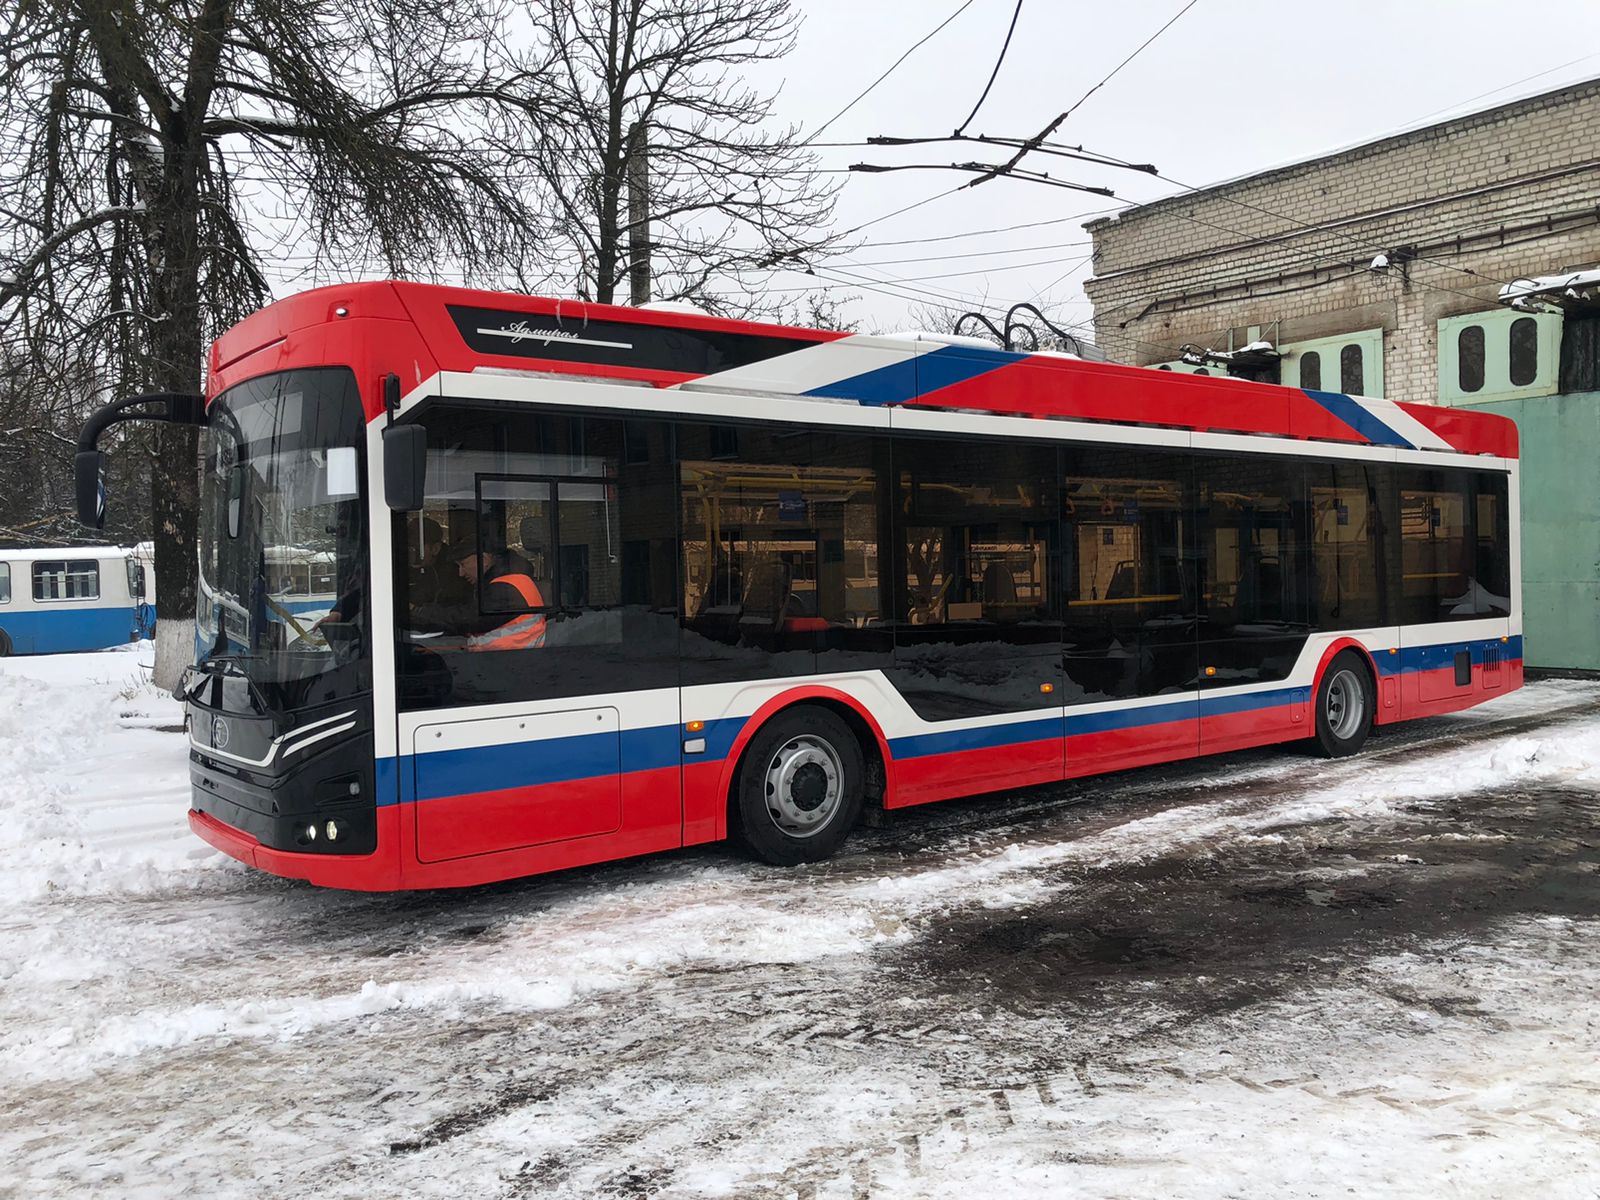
[
  {"xmin": 1402, "ymin": 659, "xmax": 1525, "ymax": 717},
  {"xmin": 1285, "ymin": 393, "xmax": 1369, "ymax": 443},
  {"xmin": 1199, "ymin": 700, "xmax": 1305, "ymax": 756},
  {"xmin": 414, "ymin": 772, "xmax": 624, "ymax": 863},
  {"xmin": 890, "ymin": 738, "xmax": 1062, "ymax": 808},
  {"xmin": 918, "ymin": 359, "xmax": 1320, "ymax": 440},
  {"xmin": 189, "ymin": 806, "xmax": 405, "ymax": 892},
  {"xmin": 682, "ymin": 759, "xmax": 727, "ymax": 845},
  {"xmin": 1396, "ymin": 401, "xmax": 1519, "ymax": 458},
  {"xmin": 1066, "ymin": 716, "xmax": 1198, "ymax": 779}
]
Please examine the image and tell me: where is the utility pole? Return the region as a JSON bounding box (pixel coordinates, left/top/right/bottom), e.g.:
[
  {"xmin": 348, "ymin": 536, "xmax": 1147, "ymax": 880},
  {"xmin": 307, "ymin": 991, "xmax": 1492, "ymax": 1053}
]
[{"xmin": 626, "ymin": 120, "xmax": 651, "ymax": 305}]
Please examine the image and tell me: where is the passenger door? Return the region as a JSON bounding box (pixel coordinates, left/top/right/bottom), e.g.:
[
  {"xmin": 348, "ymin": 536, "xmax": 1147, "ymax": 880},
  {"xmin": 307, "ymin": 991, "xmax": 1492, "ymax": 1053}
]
[
  {"xmin": 1061, "ymin": 445, "xmax": 1200, "ymax": 776},
  {"xmin": 394, "ymin": 406, "xmax": 683, "ymax": 867}
]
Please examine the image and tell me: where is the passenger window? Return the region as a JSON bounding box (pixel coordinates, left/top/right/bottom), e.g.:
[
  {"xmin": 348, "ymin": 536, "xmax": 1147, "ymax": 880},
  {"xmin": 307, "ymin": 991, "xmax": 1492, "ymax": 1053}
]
[
  {"xmin": 889, "ymin": 435, "xmax": 1060, "ymax": 718},
  {"xmin": 1399, "ymin": 470, "xmax": 1475, "ymax": 623},
  {"xmin": 32, "ymin": 560, "xmax": 99, "ymax": 601},
  {"xmin": 680, "ymin": 423, "xmax": 889, "ymax": 685},
  {"xmin": 1308, "ymin": 460, "xmax": 1391, "ymax": 630},
  {"xmin": 0, "ymin": 562, "xmax": 9, "ymax": 604},
  {"xmin": 1062, "ymin": 446, "xmax": 1195, "ymax": 700},
  {"xmin": 395, "ymin": 409, "xmax": 678, "ymax": 710}
]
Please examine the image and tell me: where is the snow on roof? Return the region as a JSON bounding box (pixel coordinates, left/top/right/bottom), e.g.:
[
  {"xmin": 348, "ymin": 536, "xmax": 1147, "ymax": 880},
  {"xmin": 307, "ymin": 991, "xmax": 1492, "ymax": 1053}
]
[
  {"xmin": 1500, "ymin": 267, "xmax": 1600, "ymax": 310},
  {"xmin": 0, "ymin": 545, "xmax": 137, "ymax": 561}
]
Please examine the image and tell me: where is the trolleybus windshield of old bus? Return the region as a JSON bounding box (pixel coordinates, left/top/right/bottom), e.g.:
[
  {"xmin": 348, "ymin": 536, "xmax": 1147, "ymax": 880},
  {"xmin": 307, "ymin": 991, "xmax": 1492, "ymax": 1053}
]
[{"xmin": 75, "ymin": 282, "xmax": 1522, "ymax": 891}]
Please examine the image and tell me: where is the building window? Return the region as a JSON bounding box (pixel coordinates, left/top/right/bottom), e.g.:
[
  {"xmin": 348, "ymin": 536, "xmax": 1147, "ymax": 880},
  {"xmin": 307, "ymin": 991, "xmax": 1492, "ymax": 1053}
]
[
  {"xmin": 33, "ymin": 560, "xmax": 99, "ymax": 601},
  {"xmin": 1278, "ymin": 329, "xmax": 1384, "ymax": 398},
  {"xmin": 1299, "ymin": 351, "xmax": 1322, "ymax": 391},
  {"xmin": 1438, "ymin": 310, "xmax": 1561, "ymax": 405},
  {"xmin": 1457, "ymin": 325, "xmax": 1485, "ymax": 394},
  {"xmin": 1339, "ymin": 344, "xmax": 1364, "ymax": 395},
  {"xmin": 1509, "ymin": 317, "xmax": 1539, "ymax": 387}
]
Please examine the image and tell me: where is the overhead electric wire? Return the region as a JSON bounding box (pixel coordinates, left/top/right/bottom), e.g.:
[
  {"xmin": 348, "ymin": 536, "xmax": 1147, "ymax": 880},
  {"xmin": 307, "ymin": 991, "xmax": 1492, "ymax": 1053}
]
[
  {"xmin": 963, "ymin": 0, "xmax": 1201, "ymax": 190},
  {"xmin": 802, "ymin": 0, "xmax": 980, "ymax": 146},
  {"xmin": 954, "ymin": 0, "xmax": 1026, "ymax": 136}
]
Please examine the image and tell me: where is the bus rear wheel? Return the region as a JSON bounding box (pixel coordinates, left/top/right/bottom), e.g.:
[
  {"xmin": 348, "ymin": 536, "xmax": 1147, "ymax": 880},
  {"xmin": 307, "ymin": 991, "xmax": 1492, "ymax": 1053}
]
[
  {"xmin": 734, "ymin": 706, "xmax": 865, "ymax": 866},
  {"xmin": 1313, "ymin": 651, "xmax": 1374, "ymax": 757},
  {"xmin": 0, "ymin": 629, "xmax": 11, "ymax": 657}
]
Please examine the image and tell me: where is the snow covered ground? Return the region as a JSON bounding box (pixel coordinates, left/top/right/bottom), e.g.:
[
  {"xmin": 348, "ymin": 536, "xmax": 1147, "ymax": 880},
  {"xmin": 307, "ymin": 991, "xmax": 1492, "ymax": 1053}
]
[{"xmin": 2, "ymin": 648, "xmax": 1598, "ymax": 1198}]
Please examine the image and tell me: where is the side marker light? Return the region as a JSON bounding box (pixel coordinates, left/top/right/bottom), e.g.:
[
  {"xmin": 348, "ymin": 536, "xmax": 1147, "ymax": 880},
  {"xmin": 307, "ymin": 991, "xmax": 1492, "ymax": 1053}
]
[{"xmin": 686, "ymin": 719, "xmax": 705, "ymax": 733}]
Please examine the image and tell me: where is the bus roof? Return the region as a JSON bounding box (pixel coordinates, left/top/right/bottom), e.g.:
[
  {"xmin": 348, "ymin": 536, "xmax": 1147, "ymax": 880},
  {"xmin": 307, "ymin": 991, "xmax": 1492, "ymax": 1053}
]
[
  {"xmin": 0, "ymin": 545, "xmax": 137, "ymax": 562},
  {"xmin": 208, "ymin": 280, "xmax": 1519, "ymax": 460}
]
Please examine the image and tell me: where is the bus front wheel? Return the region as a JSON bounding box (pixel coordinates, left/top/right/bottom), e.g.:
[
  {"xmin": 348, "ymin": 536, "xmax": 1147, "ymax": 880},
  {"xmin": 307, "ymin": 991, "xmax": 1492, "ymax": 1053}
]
[
  {"xmin": 1313, "ymin": 650, "xmax": 1374, "ymax": 757},
  {"xmin": 734, "ymin": 705, "xmax": 865, "ymax": 866},
  {"xmin": 0, "ymin": 629, "xmax": 10, "ymax": 657}
]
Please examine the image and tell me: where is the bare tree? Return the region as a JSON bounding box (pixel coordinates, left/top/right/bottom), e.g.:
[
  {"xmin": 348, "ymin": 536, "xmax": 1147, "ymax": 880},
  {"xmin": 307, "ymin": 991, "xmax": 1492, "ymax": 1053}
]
[
  {"xmin": 0, "ymin": 0, "xmax": 555, "ymax": 684},
  {"xmin": 527, "ymin": 0, "xmax": 846, "ymax": 315}
]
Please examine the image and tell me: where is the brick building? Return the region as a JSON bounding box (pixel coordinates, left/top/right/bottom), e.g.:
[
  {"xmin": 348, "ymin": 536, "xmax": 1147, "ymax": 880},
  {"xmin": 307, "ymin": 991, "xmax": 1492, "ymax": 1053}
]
[{"xmin": 1082, "ymin": 78, "xmax": 1600, "ymax": 670}]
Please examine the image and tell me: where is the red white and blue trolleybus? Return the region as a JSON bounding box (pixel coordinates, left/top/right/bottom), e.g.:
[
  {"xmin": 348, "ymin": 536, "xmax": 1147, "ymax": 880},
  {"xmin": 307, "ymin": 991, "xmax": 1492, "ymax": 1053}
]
[{"xmin": 77, "ymin": 282, "xmax": 1522, "ymax": 889}]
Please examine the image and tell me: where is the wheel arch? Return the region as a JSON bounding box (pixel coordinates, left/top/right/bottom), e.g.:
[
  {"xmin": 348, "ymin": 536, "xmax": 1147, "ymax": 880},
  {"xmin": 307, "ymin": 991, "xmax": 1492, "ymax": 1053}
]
[
  {"xmin": 714, "ymin": 686, "xmax": 895, "ymax": 839},
  {"xmin": 1313, "ymin": 637, "xmax": 1381, "ymax": 696}
]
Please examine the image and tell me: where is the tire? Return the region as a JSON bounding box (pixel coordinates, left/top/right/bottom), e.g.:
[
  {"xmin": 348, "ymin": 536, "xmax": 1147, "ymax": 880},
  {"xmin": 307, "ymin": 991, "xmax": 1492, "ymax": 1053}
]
[
  {"xmin": 733, "ymin": 705, "xmax": 865, "ymax": 866},
  {"xmin": 1313, "ymin": 650, "xmax": 1374, "ymax": 757},
  {"xmin": 0, "ymin": 629, "xmax": 11, "ymax": 657}
]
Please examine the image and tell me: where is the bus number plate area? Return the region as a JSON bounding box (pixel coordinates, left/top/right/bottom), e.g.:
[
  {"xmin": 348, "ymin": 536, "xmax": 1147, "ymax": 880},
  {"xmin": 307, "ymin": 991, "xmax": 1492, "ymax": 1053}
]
[{"xmin": 411, "ymin": 707, "xmax": 623, "ymax": 863}]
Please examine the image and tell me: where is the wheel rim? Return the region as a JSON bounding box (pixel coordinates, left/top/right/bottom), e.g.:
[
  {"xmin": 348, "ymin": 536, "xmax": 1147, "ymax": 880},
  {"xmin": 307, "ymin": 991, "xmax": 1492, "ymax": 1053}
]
[
  {"xmin": 763, "ymin": 734, "xmax": 843, "ymax": 838},
  {"xmin": 1325, "ymin": 668, "xmax": 1366, "ymax": 740}
]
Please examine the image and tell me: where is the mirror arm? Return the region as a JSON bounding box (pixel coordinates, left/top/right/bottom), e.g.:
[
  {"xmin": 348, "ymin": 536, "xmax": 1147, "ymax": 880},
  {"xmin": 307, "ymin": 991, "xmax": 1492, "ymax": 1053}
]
[{"xmin": 75, "ymin": 392, "xmax": 206, "ymax": 528}]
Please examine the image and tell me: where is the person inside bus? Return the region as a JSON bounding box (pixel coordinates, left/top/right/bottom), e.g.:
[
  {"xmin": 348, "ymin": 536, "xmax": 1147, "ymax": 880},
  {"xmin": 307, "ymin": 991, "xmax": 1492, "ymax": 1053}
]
[{"xmin": 439, "ymin": 523, "xmax": 548, "ymax": 651}]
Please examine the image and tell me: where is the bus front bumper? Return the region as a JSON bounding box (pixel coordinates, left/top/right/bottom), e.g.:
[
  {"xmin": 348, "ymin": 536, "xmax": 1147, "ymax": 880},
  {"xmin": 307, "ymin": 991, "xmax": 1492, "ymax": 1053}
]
[{"xmin": 189, "ymin": 808, "xmax": 402, "ymax": 891}]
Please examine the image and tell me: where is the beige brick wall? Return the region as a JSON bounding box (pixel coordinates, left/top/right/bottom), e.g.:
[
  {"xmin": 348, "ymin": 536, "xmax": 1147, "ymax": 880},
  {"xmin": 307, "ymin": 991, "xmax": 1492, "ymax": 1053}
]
[{"xmin": 1083, "ymin": 80, "xmax": 1600, "ymax": 403}]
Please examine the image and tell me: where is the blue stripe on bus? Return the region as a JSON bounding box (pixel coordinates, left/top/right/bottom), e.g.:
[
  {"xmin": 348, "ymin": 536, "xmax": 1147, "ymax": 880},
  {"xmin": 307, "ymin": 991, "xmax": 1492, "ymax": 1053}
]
[
  {"xmin": 803, "ymin": 358, "xmax": 920, "ymax": 406},
  {"xmin": 1066, "ymin": 697, "xmax": 1196, "ymax": 735},
  {"xmin": 381, "ymin": 633, "xmax": 1523, "ymax": 804},
  {"xmin": 1303, "ymin": 389, "xmax": 1412, "ymax": 448},
  {"xmin": 889, "ymin": 715, "xmax": 1061, "ymax": 760},
  {"xmin": 802, "ymin": 344, "xmax": 1022, "ymax": 408},
  {"xmin": 0, "ymin": 606, "xmax": 138, "ymax": 655}
]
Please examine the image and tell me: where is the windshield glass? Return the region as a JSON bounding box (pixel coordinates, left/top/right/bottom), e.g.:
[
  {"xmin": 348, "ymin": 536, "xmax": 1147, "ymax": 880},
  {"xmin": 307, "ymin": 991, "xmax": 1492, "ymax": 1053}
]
[{"xmin": 197, "ymin": 368, "xmax": 370, "ymax": 710}]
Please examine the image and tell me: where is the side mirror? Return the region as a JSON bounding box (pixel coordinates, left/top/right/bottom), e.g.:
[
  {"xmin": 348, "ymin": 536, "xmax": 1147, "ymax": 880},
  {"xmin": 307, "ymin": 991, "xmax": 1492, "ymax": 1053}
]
[
  {"xmin": 383, "ymin": 423, "xmax": 427, "ymax": 511},
  {"xmin": 75, "ymin": 450, "xmax": 106, "ymax": 529}
]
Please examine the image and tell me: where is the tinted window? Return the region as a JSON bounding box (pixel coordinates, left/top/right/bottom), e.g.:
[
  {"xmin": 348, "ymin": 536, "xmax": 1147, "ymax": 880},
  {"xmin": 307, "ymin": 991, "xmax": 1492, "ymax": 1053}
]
[
  {"xmin": 1300, "ymin": 351, "xmax": 1322, "ymax": 391},
  {"xmin": 1398, "ymin": 468, "xmax": 1485, "ymax": 624},
  {"xmin": 680, "ymin": 423, "xmax": 890, "ymax": 686},
  {"xmin": 1340, "ymin": 344, "xmax": 1364, "ymax": 395},
  {"xmin": 396, "ymin": 409, "xmax": 679, "ymax": 710},
  {"xmin": 890, "ymin": 436, "xmax": 1061, "ymax": 718},
  {"xmin": 1509, "ymin": 317, "xmax": 1538, "ymax": 387},
  {"xmin": 32, "ymin": 560, "xmax": 99, "ymax": 601},
  {"xmin": 0, "ymin": 562, "xmax": 9, "ymax": 604},
  {"xmin": 1062, "ymin": 446, "xmax": 1195, "ymax": 701},
  {"xmin": 1307, "ymin": 459, "xmax": 1392, "ymax": 630},
  {"xmin": 1473, "ymin": 474, "xmax": 1512, "ymax": 617},
  {"xmin": 1195, "ymin": 454, "xmax": 1309, "ymax": 686},
  {"xmin": 1458, "ymin": 325, "xmax": 1485, "ymax": 393}
]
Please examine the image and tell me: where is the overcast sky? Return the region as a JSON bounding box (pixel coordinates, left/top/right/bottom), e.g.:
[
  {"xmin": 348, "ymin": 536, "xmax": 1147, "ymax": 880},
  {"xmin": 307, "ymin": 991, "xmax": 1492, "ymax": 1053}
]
[{"xmin": 755, "ymin": 0, "xmax": 1600, "ymax": 336}]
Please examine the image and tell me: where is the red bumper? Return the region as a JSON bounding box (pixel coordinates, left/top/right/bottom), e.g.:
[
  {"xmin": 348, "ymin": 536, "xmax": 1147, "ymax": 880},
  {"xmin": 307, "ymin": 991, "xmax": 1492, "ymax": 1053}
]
[{"xmin": 189, "ymin": 808, "xmax": 403, "ymax": 891}]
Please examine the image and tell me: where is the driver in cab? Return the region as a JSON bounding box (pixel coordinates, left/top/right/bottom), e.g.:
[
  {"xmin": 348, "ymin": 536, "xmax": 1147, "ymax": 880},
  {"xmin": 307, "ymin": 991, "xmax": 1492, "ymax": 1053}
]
[{"xmin": 445, "ymin": 526, "xmax": 547, "ymax": 652}]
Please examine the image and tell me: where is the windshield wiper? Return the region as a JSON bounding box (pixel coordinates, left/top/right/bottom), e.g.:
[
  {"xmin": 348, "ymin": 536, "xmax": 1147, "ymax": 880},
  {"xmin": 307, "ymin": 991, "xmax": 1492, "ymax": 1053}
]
[{"xmin": 184, "ymin": 655, "xmax": 269, "ymax": 713}]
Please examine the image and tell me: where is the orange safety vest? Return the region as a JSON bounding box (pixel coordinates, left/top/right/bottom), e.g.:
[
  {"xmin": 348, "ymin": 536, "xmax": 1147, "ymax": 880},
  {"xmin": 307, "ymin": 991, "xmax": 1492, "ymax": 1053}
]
[{"xmin": 467, "ymin": 573, "xmax": 548, "ymax": 651}]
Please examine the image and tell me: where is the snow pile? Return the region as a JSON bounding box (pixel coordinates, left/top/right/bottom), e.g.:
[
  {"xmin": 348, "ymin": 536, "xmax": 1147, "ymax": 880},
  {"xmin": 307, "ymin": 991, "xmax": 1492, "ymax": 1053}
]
[{"xmin": 0, "ymin": 645, "xmax": 220, "ymax": 900}]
